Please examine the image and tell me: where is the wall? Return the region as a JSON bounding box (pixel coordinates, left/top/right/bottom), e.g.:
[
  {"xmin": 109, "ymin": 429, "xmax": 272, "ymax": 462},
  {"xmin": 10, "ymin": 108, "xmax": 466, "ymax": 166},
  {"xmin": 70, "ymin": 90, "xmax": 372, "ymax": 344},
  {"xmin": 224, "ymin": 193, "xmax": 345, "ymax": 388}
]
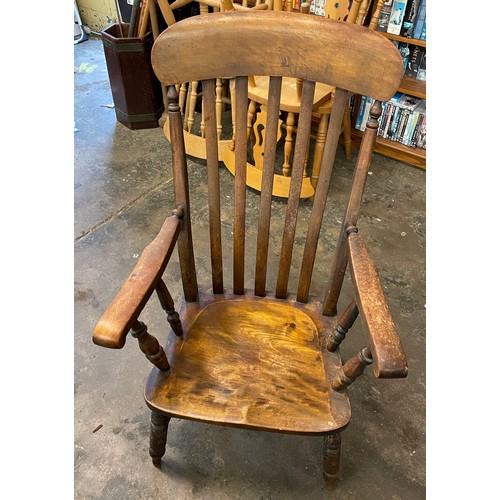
[{"xmin": 77, "ymin": 0, "xmax": 119, "ymax": 32}]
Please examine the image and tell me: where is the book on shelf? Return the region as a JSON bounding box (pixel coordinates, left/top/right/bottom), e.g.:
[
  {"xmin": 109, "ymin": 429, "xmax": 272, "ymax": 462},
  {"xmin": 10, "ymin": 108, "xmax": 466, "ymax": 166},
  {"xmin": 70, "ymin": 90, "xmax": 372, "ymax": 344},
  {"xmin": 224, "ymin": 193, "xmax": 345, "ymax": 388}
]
[
  {"xmin": 412, "ymin": 0, "xmax": 426, "ymax": 39},
  {"xmin": 354, "ymin": 96, "xmax": 367, "ymax": 130},
  {"xmin": 420, "ymin": 18, "xmax": 426, "ymax": 40},
  {"xmin": 405, "ymin": 45, "xmax": 424, "ymax": 79},
  {"xmin": 396, "ymin": 41, "xmax": 411, "ymax": 70},
  {"xmin": 416, "ymin": 49, "xmax": 426, "ymax": 81},
  {"xmin": 360, "ymin": 97, "xmax": 374, "ymax": 131},
  {"xmin": 374, "ymin": 94, "xmax": 426, "ymax": 148},
  {"xmin": 416, "ymin": 115, "xmax": 426, "ymax": 149},
  {"xmin": 401, "ymin": 0, "xmax": 420, "ymax": 37},
  {"xmin": 375, "ymin": 1, "xmax": 393, "ymax": 32},
  {"xmin": 387, "ymin": 1, "xmax": 408, "ymax": 35}
]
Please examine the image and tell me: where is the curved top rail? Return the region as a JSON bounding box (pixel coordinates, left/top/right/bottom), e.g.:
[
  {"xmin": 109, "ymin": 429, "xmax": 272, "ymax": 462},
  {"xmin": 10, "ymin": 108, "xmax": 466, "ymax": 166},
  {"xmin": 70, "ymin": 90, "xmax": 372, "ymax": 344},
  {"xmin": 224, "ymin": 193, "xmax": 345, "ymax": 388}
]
[{"xmin": 151, "ymin": 11, "xmax": 404, "ymax": 102}]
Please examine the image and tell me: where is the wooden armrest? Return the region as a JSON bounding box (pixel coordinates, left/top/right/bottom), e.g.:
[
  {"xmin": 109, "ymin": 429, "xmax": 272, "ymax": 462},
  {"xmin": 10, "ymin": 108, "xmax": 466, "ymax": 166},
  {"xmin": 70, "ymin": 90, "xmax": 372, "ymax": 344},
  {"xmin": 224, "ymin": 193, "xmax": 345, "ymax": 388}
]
[
  {"xmin": 93, "ymin": 213, "xmax": 182, "ymax": 349},
  {"xmin": 347, "ymin": 232, "xmax": 408, "ymax": 378}
]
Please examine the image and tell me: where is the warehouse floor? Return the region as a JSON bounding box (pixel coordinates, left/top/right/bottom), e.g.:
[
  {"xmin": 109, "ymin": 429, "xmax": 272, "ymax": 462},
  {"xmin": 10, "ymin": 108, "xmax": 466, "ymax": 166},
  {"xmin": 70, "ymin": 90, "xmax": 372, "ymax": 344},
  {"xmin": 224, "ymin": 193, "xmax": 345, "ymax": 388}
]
[{"xmin": 74, "ymin": 35, "xmax": 426, "ymax": 499}]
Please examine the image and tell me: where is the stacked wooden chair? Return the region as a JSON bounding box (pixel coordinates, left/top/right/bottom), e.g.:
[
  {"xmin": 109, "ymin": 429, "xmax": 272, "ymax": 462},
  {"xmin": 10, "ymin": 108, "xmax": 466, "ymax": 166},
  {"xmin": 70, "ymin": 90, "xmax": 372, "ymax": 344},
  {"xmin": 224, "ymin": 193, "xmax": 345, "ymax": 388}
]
[{"xmin": 93, "ymin": 11, "xmax": 407, "ymax": 489}]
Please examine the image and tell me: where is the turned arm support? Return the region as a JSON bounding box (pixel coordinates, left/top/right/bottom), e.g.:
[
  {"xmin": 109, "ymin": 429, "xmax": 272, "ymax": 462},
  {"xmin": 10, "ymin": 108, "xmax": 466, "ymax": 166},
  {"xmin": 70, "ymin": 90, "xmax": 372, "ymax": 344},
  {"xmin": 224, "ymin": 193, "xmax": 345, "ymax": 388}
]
[
  {"xmin": 92, "ymin": 209, "xmax": 183, "ymax": 349},
  {"xmin": 347, "ymin": 228, "xmax": 408, "ymax": 379}
]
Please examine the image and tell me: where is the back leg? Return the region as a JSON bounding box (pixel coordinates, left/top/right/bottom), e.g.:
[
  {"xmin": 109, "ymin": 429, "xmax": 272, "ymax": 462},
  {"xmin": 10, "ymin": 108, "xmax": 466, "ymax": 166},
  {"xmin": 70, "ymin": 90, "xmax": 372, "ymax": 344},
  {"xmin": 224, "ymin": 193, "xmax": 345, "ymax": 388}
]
[
  {"xmin": 323, "ymin": 432, "xmax": 342, "ymax": 488},
  {"xmin": 149, "ymin": 411, "xmax": 171, "ymax": 468}
]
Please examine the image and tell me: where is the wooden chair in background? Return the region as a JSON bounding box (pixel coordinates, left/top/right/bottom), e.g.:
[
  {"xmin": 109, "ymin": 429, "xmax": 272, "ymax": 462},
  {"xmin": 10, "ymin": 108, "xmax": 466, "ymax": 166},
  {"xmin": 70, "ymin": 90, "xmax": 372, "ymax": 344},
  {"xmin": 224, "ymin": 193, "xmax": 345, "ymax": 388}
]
[
  {"xmin": 158, "ymin": 0, "xmax": 270, "ymax": 159},
  {"xmin": 222, "ymin": 0, "xmax": 386, "ymax": 199},
  {"xmin": 93, "ymin": 11, "xmax": 407, "ymax": 488}
]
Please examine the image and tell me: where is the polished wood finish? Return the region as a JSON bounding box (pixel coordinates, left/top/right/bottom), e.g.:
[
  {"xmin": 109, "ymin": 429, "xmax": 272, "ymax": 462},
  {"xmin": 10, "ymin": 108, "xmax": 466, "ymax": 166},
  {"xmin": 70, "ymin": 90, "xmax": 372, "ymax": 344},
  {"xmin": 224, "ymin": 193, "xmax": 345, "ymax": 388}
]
[
  {"xmin": 201, "ymin": 79, "xmax": 224, "ymax": 293},
  {"xmin": 276, "ymin": 79, "xmax": 315, "ymax": 298},
  {"xmin": 254, "ymin": 76, "xmax": 282, "ymax": 297},
  {"xmin": 94, "ymin": 12, "xmax": 408, "ymax": 486},
  {"xmin": 233, "ymin": 76, "xmax": 248, "ymax": 295},
  {"xmin": 326, "ymin": 300, "xmax": 359, "ymax": 352},
  {"xmin": 131, "ymin": 320, "xmax": 171, "ymax": 371},
  {"xmin": 347, "ymin": 230, "xmax": 408, "ymax": 378},
  {"xmin": 323, "ymin": 101, "xmax": 382, "ymax": 317},
  {"xmin": 168, "ymin": 88, "xmax": 199, "ymax": 302},
  {"xmin": 331, "ymin": 347, "xmax": 373, "ymax": 390},
  {"xmin": 151, "ymin": 13, "xmax": 403, "ymax": 101},
  {"xmin": 156, "ymin": 279, "xmax": 183, "ymax": 336},
  {"xmin": 145, "ymin": 290, "xmax": 350, "ymax": 433},
  {"xmin": 92, "ymin": 212, "xmax": 182, "ymax": 349},
  {"xmin": 296, "ymin": 88, "xmax": 348, "ymax": 302}
]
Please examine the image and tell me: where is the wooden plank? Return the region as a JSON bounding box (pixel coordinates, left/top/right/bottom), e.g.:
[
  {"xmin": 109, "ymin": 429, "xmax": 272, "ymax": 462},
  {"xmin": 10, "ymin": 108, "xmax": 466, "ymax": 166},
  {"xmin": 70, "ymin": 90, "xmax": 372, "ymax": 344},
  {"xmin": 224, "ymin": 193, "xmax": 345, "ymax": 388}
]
[
  {"xmin": 233, "ymin": 76, "xmax": 248, "ymax": 294},
  {"xmin": 254, "ymin": 76, "xmax": 282, "ymax": 296},
  {"xmin": 275, "ymin": 80, "xmax": 315, "ymax": 299},
  {"xmin": 167, "ymin": 86, "xmax": 199, "ymax": 302},
  {"xmin": 202, "ymin": 79, "xmax": 224, "ymax": 293},
  {"xmin": 296, "ymin": 88, "xmax": 349, "ymax": 303}
]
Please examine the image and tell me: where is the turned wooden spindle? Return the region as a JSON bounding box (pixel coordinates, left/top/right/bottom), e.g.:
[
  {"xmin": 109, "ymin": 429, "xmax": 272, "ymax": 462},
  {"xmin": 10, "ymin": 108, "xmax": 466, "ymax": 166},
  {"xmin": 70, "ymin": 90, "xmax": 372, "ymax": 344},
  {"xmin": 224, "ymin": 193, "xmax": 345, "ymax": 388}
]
[
  {"xmin": 156, "ymin": 279, "xmax": 183, "ymax": 337},
  {"xmin": 187, "ymin": 81, "xmax": 199, "ymax": 133},
  {"xmin": 216, "ymin": 78, "xmax": 223, "ymax": 140},
  {"xmin": 179, "ymin": 83, "xmax": 188, "ymax": 115},
  {"xmin": 199, "ymin": 89, "xmax": 205, "ymax": 138},
  {"xmin": 247, "ymin": 100, "xmax": 258, "ymax": 141},
  {"xmin": 283, "ymin": 112, "xmax": 295, "ymax": 176},
  {"xmin": 131, "ymin": 320, "xmax": 170, "ymax": 371},
  {"xmin": 332, "ymin": 347, "xmax": 373, "ymax": 391},
  {"xmin": 327, "ymin": 300, "xmax": 359, "ymax": 352}
]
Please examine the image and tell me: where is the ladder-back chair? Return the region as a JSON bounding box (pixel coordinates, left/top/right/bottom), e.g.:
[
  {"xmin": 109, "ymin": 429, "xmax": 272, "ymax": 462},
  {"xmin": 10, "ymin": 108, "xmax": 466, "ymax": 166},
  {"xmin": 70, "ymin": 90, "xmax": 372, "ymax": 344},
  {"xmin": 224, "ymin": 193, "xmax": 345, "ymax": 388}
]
[{"xmin": 93, "ymin": 11, "xmax": 407, "ymax": 488}]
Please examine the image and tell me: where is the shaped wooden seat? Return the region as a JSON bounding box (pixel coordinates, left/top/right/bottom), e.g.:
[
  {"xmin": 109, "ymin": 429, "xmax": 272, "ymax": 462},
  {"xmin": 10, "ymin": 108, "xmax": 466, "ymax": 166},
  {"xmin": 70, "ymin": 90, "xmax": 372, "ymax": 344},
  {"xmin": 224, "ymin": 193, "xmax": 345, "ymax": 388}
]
[
  {"xmin": 146, "ymin": 290, "xmax": 351, "ymax": 433},
  {"xmin": 93, "ymin": 11, "xmax": 407, "ymax": 489}
]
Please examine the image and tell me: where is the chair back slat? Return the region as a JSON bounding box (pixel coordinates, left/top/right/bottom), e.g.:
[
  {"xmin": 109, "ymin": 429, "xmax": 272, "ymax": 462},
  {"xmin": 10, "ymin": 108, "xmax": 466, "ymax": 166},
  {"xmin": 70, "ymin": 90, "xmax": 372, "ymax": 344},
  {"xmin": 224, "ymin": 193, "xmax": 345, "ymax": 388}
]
[
  {"xmin": 275, "ymin": 79, "xmax": 315, "ymax": 299},
  {"xmin": 254, "ymin": 76, "xmax": 283, "ymax": 297},
  {"xmin": 323, "ymin": 100, "xmax": 383, "ymax": 316},
  {"xmin": 296, "ymin": 88, "xmax": 349, "ymax": 303},
  {"xmin": 202, "ymin": 78, "xmax": 224, "ymax": 293},
  {"xmin": 152, "ymin": 12, "xmax": 404, "ymax": 306},
  {"xmin": 167, "ymin": 86, "xmax": 199, "ymax": 302},
  {"xmin": 233, "ymin": 76, "xmax": 249, "ymax": 295}
]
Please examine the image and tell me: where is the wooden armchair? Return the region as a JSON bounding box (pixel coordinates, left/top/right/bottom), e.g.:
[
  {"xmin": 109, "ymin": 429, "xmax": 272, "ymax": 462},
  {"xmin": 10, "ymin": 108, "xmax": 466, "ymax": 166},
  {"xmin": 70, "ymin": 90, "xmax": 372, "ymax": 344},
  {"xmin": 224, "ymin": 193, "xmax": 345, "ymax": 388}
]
[{"xmin": 93, "ymin": 11, "xmax": 407, "ymax": 489}]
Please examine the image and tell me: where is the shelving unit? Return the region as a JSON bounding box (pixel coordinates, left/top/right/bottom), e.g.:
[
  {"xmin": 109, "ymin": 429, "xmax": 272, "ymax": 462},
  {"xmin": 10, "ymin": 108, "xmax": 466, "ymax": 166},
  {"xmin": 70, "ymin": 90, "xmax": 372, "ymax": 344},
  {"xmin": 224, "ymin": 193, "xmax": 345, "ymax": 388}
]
[{"xmin": 350, "ymin": 32, "xmax": 426, "ymax": 170}]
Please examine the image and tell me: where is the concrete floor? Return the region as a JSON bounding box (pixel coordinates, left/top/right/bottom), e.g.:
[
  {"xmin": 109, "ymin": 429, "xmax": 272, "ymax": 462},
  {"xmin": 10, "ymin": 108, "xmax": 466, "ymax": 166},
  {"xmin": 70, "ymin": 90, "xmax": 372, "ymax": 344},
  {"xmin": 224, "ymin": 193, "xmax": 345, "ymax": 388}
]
[{"xmin": 74, "ymin": 35, "xmax": 425, "ymax": 499}]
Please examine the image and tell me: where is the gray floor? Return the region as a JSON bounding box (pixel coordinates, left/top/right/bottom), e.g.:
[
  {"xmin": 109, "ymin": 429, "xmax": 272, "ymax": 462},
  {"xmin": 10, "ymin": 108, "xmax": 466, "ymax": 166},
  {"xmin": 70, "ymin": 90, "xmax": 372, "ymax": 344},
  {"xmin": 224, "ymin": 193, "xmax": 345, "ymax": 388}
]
[{"xmin": 74, "ymin": 36, "xmax": 425, "ymax": 499}]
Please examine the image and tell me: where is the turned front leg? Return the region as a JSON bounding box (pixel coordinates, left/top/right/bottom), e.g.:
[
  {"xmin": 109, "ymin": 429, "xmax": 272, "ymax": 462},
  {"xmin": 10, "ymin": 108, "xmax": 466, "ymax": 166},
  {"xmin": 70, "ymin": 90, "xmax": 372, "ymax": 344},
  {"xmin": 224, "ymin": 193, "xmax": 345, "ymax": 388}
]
[
  {"xmin": 150, "ymin": 411, "xmax": 171, "ymax": 468},
  {"xmin": 323, "ymin": 433, "xmax": 342, "ymax": 487}
]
